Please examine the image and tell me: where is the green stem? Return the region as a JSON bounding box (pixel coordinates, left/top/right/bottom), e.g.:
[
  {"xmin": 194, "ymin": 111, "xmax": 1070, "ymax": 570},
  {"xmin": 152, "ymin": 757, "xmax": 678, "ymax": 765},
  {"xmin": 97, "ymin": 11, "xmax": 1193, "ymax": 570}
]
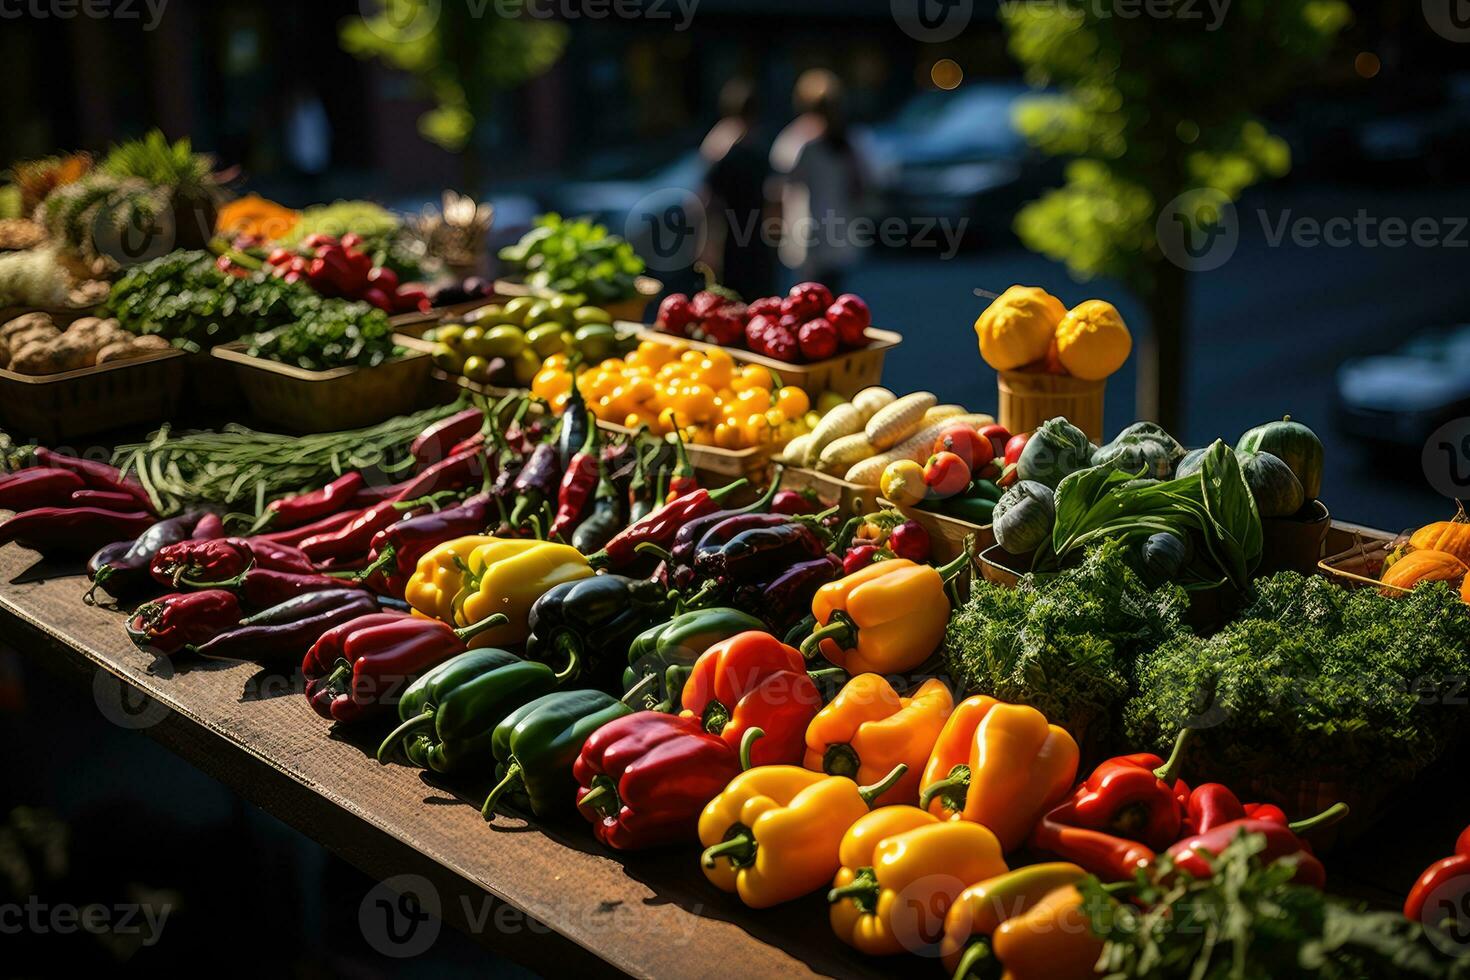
[
  {"xmin": 703, "ymin": 699, "xmax": 731, "ymax": 737},
  {"xmin": 324, "ymin": 659, "xmax": 353, "ymax": 695},
  {"xmin": 376, "ymin": 710, "xmax": 436, "ymax": 764},
  {"xmin": 708, "ymin": 478, "xmax": 750, "ymax": 503},
  {"xmin": 701, "ymin": 831, "xmax": 756, "ymax": 870},
  {"xmin": 1289, "ymin": 802, "xmax": 1349, "ymax": 835},
  {"xmin": 823, "ymin": 742, "xmax": 860, "ymax": 779},
  {"xmin": 827, "ymin": 867, "xmax": 879, "ymax": 909},
  {"xmin": 739, "ymin": 727, "xmax": 764, "ymax": 772},
  {"xmin": 951, "ymin": 940, "xmax": 998, "ymax": 980},
  {"xmin": 552, "ymin": 631, "xmax": 583, "ymax": 683},
  {"xmin": 351, "ymin": 547, "xmax": 397, "ymax": 584},
  {"xmin": 620, "ymin": 671, "xmax": 658, "ymax": 708},
  {"xmin": 576, "ymin": 778, "xmax": 618, "ymax": 818},
  {"xmin": 634, "ymin": 542, "xmax": 674, "ymax": 564},
  {"xmin": 481, "ymin": 762, "xmax": 522, "ymax": 820},
  {"xmin": 799, "ymin": 619, "xmax": 854, "ymax": 661},
  {"xmin": 936, "ymin": 546, "xmax": 972, "ymax": 584},
  {"xmin": 453, "ymin": 613, "xmax": 509, "ymax": 645},
  {"xmin": 1152, "ymin": 726, "xmax": 1194, "ymax": 785},
  {"xmin": 858, "ymin": 763, "xmax": 907, "ymax": 807},
  {"xmin": 919, "ymin": 764, "xmax": 971, "ymax": 813},
  {"xmin": 806, "ymin": 667, "xmax": 847, "ymax": 684}
]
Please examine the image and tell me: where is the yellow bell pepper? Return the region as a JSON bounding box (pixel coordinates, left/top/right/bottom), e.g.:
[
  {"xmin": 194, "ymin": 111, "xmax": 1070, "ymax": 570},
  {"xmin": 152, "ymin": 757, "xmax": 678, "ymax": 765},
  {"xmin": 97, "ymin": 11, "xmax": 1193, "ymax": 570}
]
[
  {"xmin": 800, "ymin": 557, "xmax": 964, "ymax": 674},
  {"xmin": 919, "ymin": 696, "xmax": 1079, "ymax": 853},
  {"xmin": 804, "ymin": 675, "xmax": 953, "ymax": 806},
  {"xmin": 698, "ymin": 762, "xmax": 908, "ymax": 909},
  {"xmin": 403, "ymin": 535, "xmax": 502, "ymax": 623},
  {"xmin": 455, "ymin": 540, "xmax": 592, "ymax": 646},
  {"xmin": 827, "ymin": 806, "xmax": 1008, "ymax": 956},
  {"xmin": 991, "ymin": 884, "xmax": 1102, "ymax": 980},
  {"xmin": 1055, "ymin": 299, "xmax": 1132, "ymax": 381},
  {"xmin": 940, "ymin": 863, "xmax": 1089, "ymax": 978}
]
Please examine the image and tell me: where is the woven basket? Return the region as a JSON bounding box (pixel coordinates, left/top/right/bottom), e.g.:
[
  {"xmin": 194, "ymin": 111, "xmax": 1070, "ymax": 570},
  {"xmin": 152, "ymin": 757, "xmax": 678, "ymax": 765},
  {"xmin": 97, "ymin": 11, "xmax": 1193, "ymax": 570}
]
[
  {"xmin": 0, "ymin": 349, "xmax": 186, "ymax": 443},
  {"xmin": 212, "ymin": 344, "xmax": 431, "ymax": 434},
  {"xmin": 997, "ymin": 370, "xmax": 1105, "ymax": 442}
]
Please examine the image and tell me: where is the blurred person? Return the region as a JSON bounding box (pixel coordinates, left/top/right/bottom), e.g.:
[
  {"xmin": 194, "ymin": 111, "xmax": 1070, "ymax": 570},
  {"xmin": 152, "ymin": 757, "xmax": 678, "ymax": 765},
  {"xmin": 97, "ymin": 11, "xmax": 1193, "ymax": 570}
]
[
  {"xmin": 699, "ymin": 78, "xmax": 777, "ymax": 300},
  {"xmin": 770, "ymin": 69, "xmax": 869, "ymax": 292}
]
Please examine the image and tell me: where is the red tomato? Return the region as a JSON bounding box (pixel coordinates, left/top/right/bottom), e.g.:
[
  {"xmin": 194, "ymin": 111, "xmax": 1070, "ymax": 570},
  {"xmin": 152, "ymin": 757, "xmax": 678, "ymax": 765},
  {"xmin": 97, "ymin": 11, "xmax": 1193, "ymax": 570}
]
[
  {"xmin": 1004, "ymin": 432, "xmax": 1031, "ymax": 467},
  {"xmin": 979, "ymin": 423, "xmax": 1011, "ymax": 460},
  {"xmin": 933, "ymin": 424, "xmax": 994, "ymax": 471},
  {"xmin": 923, "ymin": 451, "xmax": 971, "ymax": 498}
]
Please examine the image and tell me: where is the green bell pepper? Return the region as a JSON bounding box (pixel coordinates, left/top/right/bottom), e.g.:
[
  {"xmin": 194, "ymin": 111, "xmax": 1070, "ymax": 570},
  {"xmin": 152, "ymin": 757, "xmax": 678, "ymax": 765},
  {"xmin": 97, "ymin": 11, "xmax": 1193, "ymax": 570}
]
[
  {"xmin": 376, "ymin": 648, "xmax": 563, "ymax": 774},
  {"xmin": 481, "ymin": 689, "xmax": 632, "ymax": 819},
  {"xmin": 622, "ymin": 606, "xmax": 766, "ymax": 709}
]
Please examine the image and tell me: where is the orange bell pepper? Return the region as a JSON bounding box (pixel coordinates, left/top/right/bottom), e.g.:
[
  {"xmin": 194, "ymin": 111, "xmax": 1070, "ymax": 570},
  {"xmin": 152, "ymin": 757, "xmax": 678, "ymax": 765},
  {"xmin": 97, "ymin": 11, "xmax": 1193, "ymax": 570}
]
[
  {"xmin": 919, "ymin": 695, "xmax": 1079, "ymax": 852},
  {"xmin": 800, "ymin": 556, "xmax": 965, "ymax": 674},
  {"xmin": 803, "ymin": 674, "xmax": 953, "ymax": 806},
  {"xmin": 828, "ymin": 806, "xmax": 1008, "ymax": 956},
  {"xmin": 698, "ymin": 762, "xmax": 908, "ymax": 909},
  {"xmin": 940, "ymin": 862, "xmax": 1087, "ymax": 976},
  {"xmin": 990, "ymin": 884, "xmax": 1102, "ymax": 980}
]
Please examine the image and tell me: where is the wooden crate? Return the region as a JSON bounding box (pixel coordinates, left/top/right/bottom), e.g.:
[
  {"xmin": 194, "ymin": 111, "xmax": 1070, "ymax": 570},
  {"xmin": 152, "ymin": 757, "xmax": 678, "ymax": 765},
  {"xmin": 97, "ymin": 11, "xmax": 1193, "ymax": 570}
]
[
  {"xmin": 881, "ymin": 498, "xmax": 995, "ymax": 563},
  {"xmin": 625, "ymin": 324, "xmax": 901, "ymax": 397},
  {"xmin": 778, "ymin": 466, "xmax": 870, "ymax": 516},
  {"xmin": 212, "ymin": 343, "xmax": 432, "ymax": 433},
  {"xmin": 0, "ymin": 348, "xmax": 186, "ymax": 443}
]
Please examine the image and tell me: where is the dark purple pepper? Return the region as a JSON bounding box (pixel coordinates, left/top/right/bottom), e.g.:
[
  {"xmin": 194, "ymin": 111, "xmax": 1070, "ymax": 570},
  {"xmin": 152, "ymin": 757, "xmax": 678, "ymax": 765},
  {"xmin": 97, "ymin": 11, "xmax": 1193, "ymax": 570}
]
[
  {"xmin": 190, "ymin": 592, "xmax": 381, "ymax": 662},
  {"xmin": 754, "ymin": 554, "xmax": 842, "ymax": 630},
  {"xmin": 510, "ymin": 443, "xmax": 561, "ymax": 527},
  {"xmin": 88, "ymin": 511, "xmax": 210, "ymax": 601},
  {"xmin": 669, "ymin": 479, "xmax": 784, "ymax": 568},
  {"xmin": 694, "ymin": 521, "xmax": 827, "ymax": 582}
]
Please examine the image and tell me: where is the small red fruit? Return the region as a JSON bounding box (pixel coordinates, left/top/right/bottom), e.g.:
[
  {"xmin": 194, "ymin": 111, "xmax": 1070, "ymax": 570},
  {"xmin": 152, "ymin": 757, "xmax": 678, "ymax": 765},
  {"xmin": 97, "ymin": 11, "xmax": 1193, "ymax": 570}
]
[
  {"xmin": 1003, "ymin": 432, "xmax": 1031, "ymax": 467},
  {"xmin": 797, "ymin": 318, "xmax": 838, "ymax": 361},
  {"xmin": 979, "ymin": 423, "xmax": 1011, "ymax": 460},
  {"xmin": 658, "ymin": 293, "xmax": 697, "ymax": 336},
  {"xmin": 825, "ymin": 294, "xmax": 871, "ymax": 347},
  {"xmin": 782, "ymin": 282, "xmax": 833, "ymax": 321}
]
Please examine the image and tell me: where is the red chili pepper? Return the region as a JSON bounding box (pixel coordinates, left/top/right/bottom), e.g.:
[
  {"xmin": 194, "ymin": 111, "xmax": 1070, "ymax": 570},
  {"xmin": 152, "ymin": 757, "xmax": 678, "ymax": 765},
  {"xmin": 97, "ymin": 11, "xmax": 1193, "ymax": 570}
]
[
  {"xmin": 1180, "ymin": 783, "xmax": 1248, "ymax": 836},
  {"xmin": 69, "ymin": 489, "xmax": 144, "ymax": 512},
  {"xmin": 302, "ymin": 611, "xmax": 508, "ymax": 724},
  {"xmin": 150, "ymin": 537, "xmax": 315, "ymax": 586},
  {"xmin": 192, "ymin": 513, "xmax": 225, "ymax": 540},
  {"xmin": 296, "ymin": 503, "xmax": 399, "ymax": 564},
  {"xmin": 411, "ymin": 408, "xmax": 484, "ymax": 469},
  {"xmin": 1242, "ymin": 802, "xmax": 1289, "ymax": 825},
  {"xmin": 0, "ymin": 468, "xmax": 85, "ymax": 511},
  {"xmin": 259, "ymin": 472, "xmax": 365, "ymax": 531},
  {"xmin": 32, "ymin": 448, "xmax": 154, "ymax": 514},
  {"xmin": 550, "ymin": 424, "xmax": 600, "ymax": 540},
  {"xmin": 254, "ymin": 507, "xmax": 359, "ymax": 547},
  {"xmin": 593, "ymin": 479, "xmax": 749, "ymax": 570},
  {"xmin": 390, "ymin": 448, "xmax": 486, "ymax": 503},
  {"xmin": 355, "ymin": 493, "xmax": 493, "ymax": 594},
  {"xmin": 126, "ymin": 589, "xmax": 243, "ymax": 655},
  {"xmin": 679, "ymin": 630, "xmax": 823, "ymax": 768},
  {"xmin": 1166, "ymin": 804, "xmax": 1347, "ymax": 889},
  {"xmin": 0, "ymin": 506, "xmax": 155, "ymax": 553},
  {"xmin": 770, "ymin": 488, "xmax": 819, "ymax": 516},
  {"xmin": 573, "ymin": 711, "xmax": 742, "ymax": 851},
  {"xmin": 185, "ymin": 566, "xmax": 367, "ymax": 610},
  {"xmin": 843, "ymin": 542, "xmax": 882, "ymax": 574},
  {"xmin": 1404, "ymin": 825, "xmax": 1470, "ymax": 926}
]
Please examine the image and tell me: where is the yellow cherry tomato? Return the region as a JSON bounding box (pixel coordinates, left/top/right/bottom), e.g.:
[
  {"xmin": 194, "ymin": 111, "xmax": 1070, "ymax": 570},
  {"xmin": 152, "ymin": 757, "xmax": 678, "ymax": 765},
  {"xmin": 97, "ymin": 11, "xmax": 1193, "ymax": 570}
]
[
  {"xmin": 737, "ymin": 386, "xmax": 772, "ymax": 413},
  {"xmin": 775, "ymin": 386, "xmax": 810, "ymax": 418},
  {"xmin": 714, "ymin": 422, "xmax": 742, "ymax": 449},
  {"xmin": 698, "ymin": 357, "xmax": 733, "ymax": 389}
]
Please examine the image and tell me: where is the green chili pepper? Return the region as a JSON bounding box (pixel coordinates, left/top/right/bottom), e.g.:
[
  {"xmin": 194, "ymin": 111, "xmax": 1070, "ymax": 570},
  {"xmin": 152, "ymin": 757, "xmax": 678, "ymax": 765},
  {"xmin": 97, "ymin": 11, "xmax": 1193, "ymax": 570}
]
[
  {"xmin": 940, "ymin": 492, "xmax": 997, "ymax": 525},
  {"xmin": 622, "ymin": 607, "xmax": 766, "ymax": 709},
  {"xmin": 376, "ymin": 648, "xmax": 564, "ymax": 774},
  {"xmin": 481, "ymin": 690, "xmax": 632, "ymax": 819}
]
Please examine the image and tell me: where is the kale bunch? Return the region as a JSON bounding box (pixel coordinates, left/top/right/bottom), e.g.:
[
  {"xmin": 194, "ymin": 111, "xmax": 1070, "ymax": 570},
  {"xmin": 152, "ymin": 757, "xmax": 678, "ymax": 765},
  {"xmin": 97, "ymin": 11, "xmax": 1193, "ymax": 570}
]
[
  {"xmin": 943, "ymin": 540, "xmax": 1190, "ymax": 748},
  {"xmin": 1126, "ymin": 572, "xmax": 1470, "ymax": 785}
]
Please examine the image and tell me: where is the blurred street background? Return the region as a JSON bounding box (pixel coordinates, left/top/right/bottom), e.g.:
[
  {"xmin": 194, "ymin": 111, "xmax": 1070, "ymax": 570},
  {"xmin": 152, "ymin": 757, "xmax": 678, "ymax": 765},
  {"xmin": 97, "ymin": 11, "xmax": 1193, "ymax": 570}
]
[{"xmin": 4, "ymin": 0, "xmax": 1470, "ymax": 974}]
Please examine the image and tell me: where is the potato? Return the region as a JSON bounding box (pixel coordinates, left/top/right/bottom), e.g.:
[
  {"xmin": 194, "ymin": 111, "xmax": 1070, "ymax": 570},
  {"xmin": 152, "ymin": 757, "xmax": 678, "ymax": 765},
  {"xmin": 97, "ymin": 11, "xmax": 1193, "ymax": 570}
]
[
  {"xmin": 11, "ymin": 340, "xmax": 55, "ymax": 374},
  {"xmin": 130, "ymin": 335, "xmax": 172, "ymax": 351},
  {"xmin": 95, "ymin": 341, "xmax": 139, "ymax": 364},
  {"xmin": 48, "ymin": 334, "xmax": 94, "ymax": 372},
  {"xmin": 0, "ymin": 313, "xmax": 54, "ymax": 344},
  {"xmin": 2, "ymin": 325, "xmax": 59, "ymax": 353}
]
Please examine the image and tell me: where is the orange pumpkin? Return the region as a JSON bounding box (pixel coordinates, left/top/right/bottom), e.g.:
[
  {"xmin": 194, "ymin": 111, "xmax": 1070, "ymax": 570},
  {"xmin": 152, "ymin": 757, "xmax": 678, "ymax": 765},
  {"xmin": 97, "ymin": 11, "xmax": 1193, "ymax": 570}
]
[
  {"xmin": 1379, "ymin": 548, "xmax": 1467, "ymax": 594},
  {"xmin": 1409, "ymin": 503, "xmax": 1470, "ymax": 565}
]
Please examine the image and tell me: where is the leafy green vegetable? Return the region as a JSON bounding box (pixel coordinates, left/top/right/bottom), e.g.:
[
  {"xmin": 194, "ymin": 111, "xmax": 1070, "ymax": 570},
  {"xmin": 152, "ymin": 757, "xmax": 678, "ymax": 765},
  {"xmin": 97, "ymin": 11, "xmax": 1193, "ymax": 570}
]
[
  {"xmin": 105, "ymin": 249, "xmax": 392, "ymax": 365},
  {"xmin": 98, "ymin": 130, "xmax": 215, "ymax": 199},
  {"xmin": 942, "ymin": 540, "xmax": 1189, "ymax": 748},
  {"xmin": 1126, "ymin": 572, "xmax": 1470, "ymax": 787},
  {"xmin": 1082, "ymin": 831, "xmax": 1468, "ymax": 979},
  {"xmin": 1049, "ymin": 440, "xmax": 1262, "ymax": 591},
  {"xmin": 498, "ymin": 213, "xmax": 645, "ymax": 303}
]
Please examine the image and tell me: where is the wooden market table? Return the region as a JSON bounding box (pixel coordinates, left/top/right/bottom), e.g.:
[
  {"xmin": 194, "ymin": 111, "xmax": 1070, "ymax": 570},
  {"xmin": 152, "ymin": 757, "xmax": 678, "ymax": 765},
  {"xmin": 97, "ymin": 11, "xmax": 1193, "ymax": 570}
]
[
  {"xmin": 0, "ymin": 521, "xmax": 1459, "ymax": 977},
  {"xmin": 0, "ymin": 544, "xmax": 888, "ymax": 980}
]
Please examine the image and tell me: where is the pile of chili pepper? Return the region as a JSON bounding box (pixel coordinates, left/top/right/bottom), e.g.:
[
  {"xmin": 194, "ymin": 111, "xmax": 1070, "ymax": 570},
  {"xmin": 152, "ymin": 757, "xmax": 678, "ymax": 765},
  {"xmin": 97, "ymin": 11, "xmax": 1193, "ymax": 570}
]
[{"xmin": 0, "ymin": 450, "xmax": 159, "ymax": 556}]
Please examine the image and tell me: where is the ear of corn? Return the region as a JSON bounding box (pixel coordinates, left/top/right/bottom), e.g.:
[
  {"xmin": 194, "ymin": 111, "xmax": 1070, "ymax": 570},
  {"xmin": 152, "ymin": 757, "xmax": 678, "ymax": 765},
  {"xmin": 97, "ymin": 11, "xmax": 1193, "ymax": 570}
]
[
  {"xmin": 922, "ymin": 404, "xmax": 967, "ymax": 426},
  {"xmin": 851, "ymin": 386, "xmax": 896, "ymax": 422},
  {"xmin": 845, "ymin": 413, "xmax": 994, "ymax": 485},
  {"xmin": 804, "ymin": 403, "xmax": 864, "ymax": 467},
  {"xmin": 818, "ymin": 432, "xmax": 875, "ymax": 474},
  {"xmin": 776, "ymin": 432, "xmax": 814, "ymax": 465},
  {"xmin": 865, "ymin": 392, "xmax": 937, "ymax": 451}
]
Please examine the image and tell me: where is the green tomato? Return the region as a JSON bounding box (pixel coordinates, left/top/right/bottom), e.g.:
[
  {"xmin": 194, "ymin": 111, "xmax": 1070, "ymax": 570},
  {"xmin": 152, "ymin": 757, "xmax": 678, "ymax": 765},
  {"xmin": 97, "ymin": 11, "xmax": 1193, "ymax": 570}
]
[
  {"xmin": 573, "ymin": 306, "xmax": 613, "ymax": 326},
  {"xmin": 436, "ymin": 323, "xmax": 466, "ymax": 349},
  {"xmin": 501, "ymin": 297, "xmax": 536, "ymax": 326},
  {"xmin": 526, "ymin": 323, "xmax": 569, "ymax": 359}
]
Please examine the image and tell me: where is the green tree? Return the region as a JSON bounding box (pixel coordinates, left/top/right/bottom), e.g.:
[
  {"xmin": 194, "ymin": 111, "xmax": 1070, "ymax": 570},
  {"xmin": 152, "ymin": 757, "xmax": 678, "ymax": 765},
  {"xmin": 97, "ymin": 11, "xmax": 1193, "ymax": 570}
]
[
  {"xmin": 1002, "ymin": 0, "xmax": 1351, "ymax": 428},
  {"xmin": 341, "ymin": 0, "xmax": 567, "ymax": 187}
]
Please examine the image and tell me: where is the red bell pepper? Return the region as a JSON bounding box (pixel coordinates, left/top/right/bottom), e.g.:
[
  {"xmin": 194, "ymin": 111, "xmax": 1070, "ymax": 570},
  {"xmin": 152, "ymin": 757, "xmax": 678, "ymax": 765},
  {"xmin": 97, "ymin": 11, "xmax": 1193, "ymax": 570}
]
[
  {"xmin": 1166, "ymin": 803, "xmax": 1347, "ymax": 889},
  {"xmin": 1181, "ymin": 782, "xmax": 1247, "ymax": 836},
  {"xmin": 678, "ymin": 630, "xmax": 824, "ymax": 768},
  {"xmin": 1029, "ymin": 729, "xmax": 1192, "ymax": 881},
  {"xmin": 573, "ymin": 711, "xmax": 742, "ymax": 851},
  {"xmin": 1404, "ymin": 825, "xmax": 1470, "ymax": 927},
  {"xmin": 302, "ymin": 611, "xmax": 509, "ymax": 723},
  {"xmin": 126, "ymin": 590, "xmax": 243, "ymax": 655},
  {"xmin": 0, "ymin": 468, "xmax": 85, "ymax": 511}
]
